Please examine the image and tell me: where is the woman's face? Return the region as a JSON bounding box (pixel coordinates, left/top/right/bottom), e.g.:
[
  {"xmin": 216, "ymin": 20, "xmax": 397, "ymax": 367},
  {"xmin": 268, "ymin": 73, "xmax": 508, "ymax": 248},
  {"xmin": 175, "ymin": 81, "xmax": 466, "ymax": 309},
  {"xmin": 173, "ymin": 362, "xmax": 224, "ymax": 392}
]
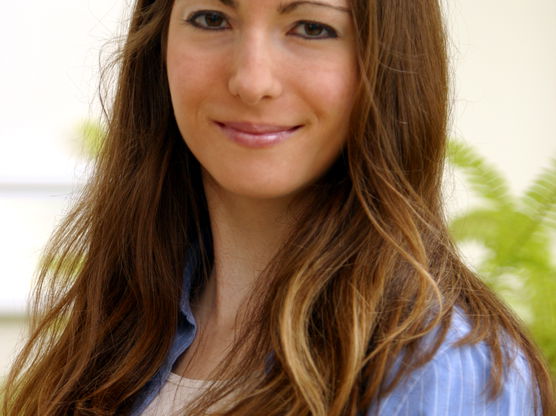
[{"xmin": 166, "ymin": 0, "xmax": 357, "ymax": 201}]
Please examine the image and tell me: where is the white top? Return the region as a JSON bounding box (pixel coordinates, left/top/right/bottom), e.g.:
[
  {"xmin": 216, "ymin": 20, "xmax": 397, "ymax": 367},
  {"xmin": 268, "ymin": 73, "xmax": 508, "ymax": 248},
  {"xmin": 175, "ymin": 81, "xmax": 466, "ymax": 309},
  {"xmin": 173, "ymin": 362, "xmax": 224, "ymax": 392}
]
[{"xmin": 140, "ymin": 373, "xmax": 225, "ymax": 416}]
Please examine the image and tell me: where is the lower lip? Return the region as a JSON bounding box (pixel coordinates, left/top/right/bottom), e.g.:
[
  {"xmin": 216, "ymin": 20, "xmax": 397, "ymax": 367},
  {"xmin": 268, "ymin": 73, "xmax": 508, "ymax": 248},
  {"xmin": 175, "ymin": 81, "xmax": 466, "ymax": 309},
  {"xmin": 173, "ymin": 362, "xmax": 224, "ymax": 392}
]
[{"xmin": 215, "ymin": 122, "xmax": 301, "ymax": 149}]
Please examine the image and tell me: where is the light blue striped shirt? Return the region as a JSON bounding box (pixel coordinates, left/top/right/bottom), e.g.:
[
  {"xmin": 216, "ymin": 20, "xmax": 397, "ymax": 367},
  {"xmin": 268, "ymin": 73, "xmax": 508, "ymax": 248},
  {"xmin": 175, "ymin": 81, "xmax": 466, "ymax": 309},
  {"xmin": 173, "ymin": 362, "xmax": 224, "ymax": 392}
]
[
  {"xmin": 365, "ymin": 310, "xmax": 539, "ymax": 415},
  {"xmin": 130, "ymin": 258, "xmax": 540, "ymax": 415}
]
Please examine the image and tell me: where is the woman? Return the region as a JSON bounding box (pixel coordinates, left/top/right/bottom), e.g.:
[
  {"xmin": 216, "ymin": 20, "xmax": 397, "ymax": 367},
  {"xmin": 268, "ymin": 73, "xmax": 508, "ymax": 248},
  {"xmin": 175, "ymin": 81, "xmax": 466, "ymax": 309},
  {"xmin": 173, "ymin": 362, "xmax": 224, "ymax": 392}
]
[{"xmin": 2, "ymin": 0, "xmax": 554, "ymax": 415}]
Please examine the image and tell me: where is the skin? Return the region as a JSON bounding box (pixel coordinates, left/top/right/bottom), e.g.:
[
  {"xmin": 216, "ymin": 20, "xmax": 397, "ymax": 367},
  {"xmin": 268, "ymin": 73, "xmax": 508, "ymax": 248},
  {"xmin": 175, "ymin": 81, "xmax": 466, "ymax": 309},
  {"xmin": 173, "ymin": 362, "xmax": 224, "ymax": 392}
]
[{"xmin": 166, "ymin": 0, "xmax": 357, "ymax": 379}]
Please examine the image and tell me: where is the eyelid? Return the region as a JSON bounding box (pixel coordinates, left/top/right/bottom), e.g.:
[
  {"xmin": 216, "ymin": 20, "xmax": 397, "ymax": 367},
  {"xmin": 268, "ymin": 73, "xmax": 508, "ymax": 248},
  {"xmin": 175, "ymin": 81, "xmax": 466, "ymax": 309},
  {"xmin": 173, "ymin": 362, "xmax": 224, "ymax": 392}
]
[
  {"xmin": 184, "ymin": 10, "xmax": 232, "ymax": 31},
  {"xmin": 289, "ymin": 21, "xmax": 339, "ymax": 40}
]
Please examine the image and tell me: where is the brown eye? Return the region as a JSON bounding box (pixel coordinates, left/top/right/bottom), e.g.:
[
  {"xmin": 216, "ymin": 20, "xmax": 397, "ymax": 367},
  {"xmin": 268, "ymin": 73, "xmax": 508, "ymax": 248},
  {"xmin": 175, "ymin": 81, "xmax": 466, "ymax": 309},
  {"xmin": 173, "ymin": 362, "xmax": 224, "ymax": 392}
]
[
  {"xmin": 186, "ymin": 10, "xmax": 230, "ymax": 31},
  {"xmin": 305, "ymin": 22, "xmax": 325, "ymax": 37},
  {"xmin": 204, "ymin": 13, "xmax": 225, "ymax": 28},
  {"xmin": 290, "ymin": 21, "xmax": 338, "ymax": 40}
]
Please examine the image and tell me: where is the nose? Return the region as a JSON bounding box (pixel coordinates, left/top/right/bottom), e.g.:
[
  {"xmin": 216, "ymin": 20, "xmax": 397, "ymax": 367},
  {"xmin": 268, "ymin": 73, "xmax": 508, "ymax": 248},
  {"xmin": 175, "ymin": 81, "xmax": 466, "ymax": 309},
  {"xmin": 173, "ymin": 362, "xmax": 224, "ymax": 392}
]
[{"xmin": 227, "ymin": 33, "xmax": 283, "ymax": 106}]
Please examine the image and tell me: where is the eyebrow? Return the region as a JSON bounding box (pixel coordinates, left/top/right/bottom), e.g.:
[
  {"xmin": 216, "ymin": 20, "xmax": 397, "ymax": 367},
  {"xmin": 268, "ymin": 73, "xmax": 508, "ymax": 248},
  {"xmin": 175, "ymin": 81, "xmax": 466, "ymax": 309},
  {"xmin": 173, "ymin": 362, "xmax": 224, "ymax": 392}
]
[
  {"xmin": 278, "ymin": 1, "xmax": 351, "ymax": 14},
  {"xmin": 215, "ymin": 0, "xmax": 351, "ymax": 14}
]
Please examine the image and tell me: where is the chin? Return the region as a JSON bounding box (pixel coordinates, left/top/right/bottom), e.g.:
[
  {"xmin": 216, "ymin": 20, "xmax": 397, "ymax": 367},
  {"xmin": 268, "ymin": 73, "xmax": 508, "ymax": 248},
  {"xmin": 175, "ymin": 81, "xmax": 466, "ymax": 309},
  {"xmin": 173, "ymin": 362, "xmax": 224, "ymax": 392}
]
[{"xmin": 204, "ymin": 171, "xmax": 308, "ymax": 202}]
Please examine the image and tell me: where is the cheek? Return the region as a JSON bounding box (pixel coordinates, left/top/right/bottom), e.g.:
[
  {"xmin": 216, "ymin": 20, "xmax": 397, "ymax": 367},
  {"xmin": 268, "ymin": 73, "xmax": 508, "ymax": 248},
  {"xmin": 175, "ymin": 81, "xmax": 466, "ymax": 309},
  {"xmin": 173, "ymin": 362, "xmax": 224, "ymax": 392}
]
[
  {"xmin": 317, "ymin": 67, "xmax": 356, "ymax": 100},
  {"xmin": 167, "ymin": 47, "xmax": 224, "ymax": 117},
  {"xmin": 292, "ymin": 55, "xmax": 357, "ymax": 126}
]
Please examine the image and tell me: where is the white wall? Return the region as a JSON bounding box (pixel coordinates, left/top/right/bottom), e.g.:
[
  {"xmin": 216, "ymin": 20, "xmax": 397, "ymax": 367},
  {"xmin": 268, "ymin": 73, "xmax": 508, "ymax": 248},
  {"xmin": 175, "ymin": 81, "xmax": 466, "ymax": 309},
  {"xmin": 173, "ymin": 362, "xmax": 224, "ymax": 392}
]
[
  {"xmin": 0, "ymin": 0, "xmax": 554, "ymax": 314},
  {"xmin": 0, "ymin": 0, "xmax": 128, "ymax": 314},
  {"xmin": 445, "ymin": 0, "xmax": 556, "ymax": 196}
]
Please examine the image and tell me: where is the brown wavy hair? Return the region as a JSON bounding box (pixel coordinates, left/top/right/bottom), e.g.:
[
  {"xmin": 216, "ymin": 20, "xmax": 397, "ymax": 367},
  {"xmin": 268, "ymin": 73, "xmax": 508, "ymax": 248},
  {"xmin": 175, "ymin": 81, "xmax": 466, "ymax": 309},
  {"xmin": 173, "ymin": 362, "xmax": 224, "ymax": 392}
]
[{"xmin": 2, "ymin": 0, "xmax": 554, "ymax": 415}]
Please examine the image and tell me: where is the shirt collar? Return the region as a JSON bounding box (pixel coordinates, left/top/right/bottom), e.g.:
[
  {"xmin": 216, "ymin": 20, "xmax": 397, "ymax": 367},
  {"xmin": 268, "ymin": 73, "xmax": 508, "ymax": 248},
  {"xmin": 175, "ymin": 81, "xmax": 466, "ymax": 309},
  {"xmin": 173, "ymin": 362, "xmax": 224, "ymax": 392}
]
[{"xmin": 179, "ymin": 242, "xmax": 200, "ymax": 328}]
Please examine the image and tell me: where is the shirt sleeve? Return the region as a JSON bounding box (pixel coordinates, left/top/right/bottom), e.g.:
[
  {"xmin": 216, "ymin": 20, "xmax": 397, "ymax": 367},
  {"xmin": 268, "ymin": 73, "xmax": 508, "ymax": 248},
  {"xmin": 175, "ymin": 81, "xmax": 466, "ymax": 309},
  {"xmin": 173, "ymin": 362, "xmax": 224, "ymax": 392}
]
[{"xmin": 365, "ymin": 338, "xmax": 540, "ymax": 416}]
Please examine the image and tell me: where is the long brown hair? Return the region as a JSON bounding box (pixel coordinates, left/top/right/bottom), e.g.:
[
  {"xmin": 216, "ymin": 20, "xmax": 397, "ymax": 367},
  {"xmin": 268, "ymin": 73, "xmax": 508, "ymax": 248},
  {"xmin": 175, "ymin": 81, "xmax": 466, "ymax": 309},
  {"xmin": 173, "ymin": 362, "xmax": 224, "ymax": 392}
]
[{"xmin": 2, "ymin": 0, "xmax": 554, "ymax": 415}]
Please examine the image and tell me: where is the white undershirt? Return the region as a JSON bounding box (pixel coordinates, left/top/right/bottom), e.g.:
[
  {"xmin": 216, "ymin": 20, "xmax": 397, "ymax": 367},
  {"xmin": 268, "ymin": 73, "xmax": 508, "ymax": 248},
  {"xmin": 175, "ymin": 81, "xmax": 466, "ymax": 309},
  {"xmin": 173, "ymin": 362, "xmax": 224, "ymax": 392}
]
[{"xmin": 141, "ymin": 372, "xmax": 225, "ymax": 416}]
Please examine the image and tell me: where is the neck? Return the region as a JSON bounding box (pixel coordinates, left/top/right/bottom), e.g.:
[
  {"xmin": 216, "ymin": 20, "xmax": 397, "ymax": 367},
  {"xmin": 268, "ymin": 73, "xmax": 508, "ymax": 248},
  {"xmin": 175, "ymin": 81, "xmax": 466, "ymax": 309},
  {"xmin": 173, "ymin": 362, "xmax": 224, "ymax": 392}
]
[{"xmin": 196, "ymin": 176, "xmax": 299, "ymax": 330}]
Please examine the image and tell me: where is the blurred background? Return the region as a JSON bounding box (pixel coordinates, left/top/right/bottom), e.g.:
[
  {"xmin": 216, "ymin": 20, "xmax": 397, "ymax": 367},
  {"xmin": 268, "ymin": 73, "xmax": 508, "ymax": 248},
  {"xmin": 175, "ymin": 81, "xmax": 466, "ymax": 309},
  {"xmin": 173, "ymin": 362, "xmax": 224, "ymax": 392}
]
[{"xmin": 1, "ymin": 0, "xmax": 555, "ymax": 379}]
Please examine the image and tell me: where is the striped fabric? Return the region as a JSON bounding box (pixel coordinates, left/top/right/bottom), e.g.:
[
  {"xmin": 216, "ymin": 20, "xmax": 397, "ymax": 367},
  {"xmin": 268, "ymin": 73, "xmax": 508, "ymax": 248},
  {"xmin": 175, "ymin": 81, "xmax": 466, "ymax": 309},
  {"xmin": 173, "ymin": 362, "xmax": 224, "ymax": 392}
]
[
  {"xmin": 130, "ymin": 256, "xmax": 541, "ymax": 415},
  {"xmin": 366, "ymin": 311, "xmax": 539, "ymax": 415}
]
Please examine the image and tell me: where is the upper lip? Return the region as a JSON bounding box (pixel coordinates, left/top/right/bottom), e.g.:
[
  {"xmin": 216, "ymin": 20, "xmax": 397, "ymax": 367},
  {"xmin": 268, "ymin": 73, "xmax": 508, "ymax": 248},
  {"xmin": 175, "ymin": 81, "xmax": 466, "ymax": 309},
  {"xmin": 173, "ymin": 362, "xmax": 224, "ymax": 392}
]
[{"xmin": 216, "ymin": 121, "xmax": 300, "ymax": 134}]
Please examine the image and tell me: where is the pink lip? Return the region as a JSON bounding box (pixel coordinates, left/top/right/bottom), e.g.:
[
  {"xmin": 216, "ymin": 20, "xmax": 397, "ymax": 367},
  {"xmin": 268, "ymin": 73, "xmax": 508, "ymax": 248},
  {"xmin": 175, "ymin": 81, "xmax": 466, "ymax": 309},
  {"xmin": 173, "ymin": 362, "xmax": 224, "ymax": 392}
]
[{"xmin": 215, "ymin": 121, "xmax": 301, "ymax": 148}]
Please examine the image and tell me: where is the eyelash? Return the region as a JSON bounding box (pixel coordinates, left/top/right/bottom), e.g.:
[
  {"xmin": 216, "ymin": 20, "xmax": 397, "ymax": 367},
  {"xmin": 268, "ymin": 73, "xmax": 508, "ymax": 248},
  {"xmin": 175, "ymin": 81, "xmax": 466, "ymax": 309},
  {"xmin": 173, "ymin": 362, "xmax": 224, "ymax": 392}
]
[{"xmin": 184, "ymin": 10, "xmax": 338, "ymax": 40}]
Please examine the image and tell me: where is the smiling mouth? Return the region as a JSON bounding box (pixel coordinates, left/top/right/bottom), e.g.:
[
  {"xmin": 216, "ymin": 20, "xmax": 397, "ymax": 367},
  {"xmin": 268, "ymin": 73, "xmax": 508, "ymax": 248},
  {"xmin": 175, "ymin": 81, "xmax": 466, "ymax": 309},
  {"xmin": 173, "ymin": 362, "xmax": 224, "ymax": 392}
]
[{"xmin": 215, "ymin": 121, "xmax": 302, "ymax": 148}]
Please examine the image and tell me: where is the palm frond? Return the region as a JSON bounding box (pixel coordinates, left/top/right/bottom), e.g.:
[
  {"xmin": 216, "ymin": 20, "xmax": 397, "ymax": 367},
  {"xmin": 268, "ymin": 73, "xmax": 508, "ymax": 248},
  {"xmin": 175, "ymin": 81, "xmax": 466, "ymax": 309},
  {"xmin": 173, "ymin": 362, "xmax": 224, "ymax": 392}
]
[
  {"xmin": 447, "ymin": 140, "xmax": 513, "ymax": 207},
  {"xmin": 448, "ymin": 140, "xmax": 556, "ymax": 379},
  {"xmin": 493, "ymin": 211, "xmax": 552, "ymax": 271},
  {"xmin": 449, "ymin": 209, "xmax": 500, "ymax": 247},
  {"xmin": 521, "ymin": 157, "xmax": 556, "ymax": 231}
]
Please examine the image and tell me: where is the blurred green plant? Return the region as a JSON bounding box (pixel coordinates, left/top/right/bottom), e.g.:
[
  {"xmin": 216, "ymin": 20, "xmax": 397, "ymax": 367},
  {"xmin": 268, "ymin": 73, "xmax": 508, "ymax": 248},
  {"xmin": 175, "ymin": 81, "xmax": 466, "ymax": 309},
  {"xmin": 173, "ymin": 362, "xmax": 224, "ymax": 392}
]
[
  {"xmin": 78, "ymin": 119, "xmax": 105, "ymax": 159},
  {"xmin": 447, "ymin": 140, "xmax": 556, "ymax": 377}
]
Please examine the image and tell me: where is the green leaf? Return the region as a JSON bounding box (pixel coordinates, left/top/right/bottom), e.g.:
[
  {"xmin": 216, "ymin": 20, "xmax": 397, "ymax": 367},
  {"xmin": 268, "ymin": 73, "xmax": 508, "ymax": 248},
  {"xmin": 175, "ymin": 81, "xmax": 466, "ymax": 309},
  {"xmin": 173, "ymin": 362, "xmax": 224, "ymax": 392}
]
[
  {"xmin": 447, "ymin": 140, "xmax": 513, "ymax": 207},
  {"xmin": 449, "ymin": 209, "xmax": 501, "ymax": 247},
  {"xmin": 521, "ymin": 157, "xmax": 556, "ymax": 232},
  {"xmin": 78, "ymin": 119, "xmax": 105, "ymax": 159}
]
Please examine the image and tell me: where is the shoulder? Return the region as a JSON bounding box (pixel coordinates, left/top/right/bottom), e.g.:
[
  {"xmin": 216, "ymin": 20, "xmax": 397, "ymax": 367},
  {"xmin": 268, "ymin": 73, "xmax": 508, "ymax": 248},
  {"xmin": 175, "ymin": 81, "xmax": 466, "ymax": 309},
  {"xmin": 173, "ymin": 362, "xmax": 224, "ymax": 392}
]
[{"xmin": 366, "ymin": 309, "xmax": 540, "ymax": 416}]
